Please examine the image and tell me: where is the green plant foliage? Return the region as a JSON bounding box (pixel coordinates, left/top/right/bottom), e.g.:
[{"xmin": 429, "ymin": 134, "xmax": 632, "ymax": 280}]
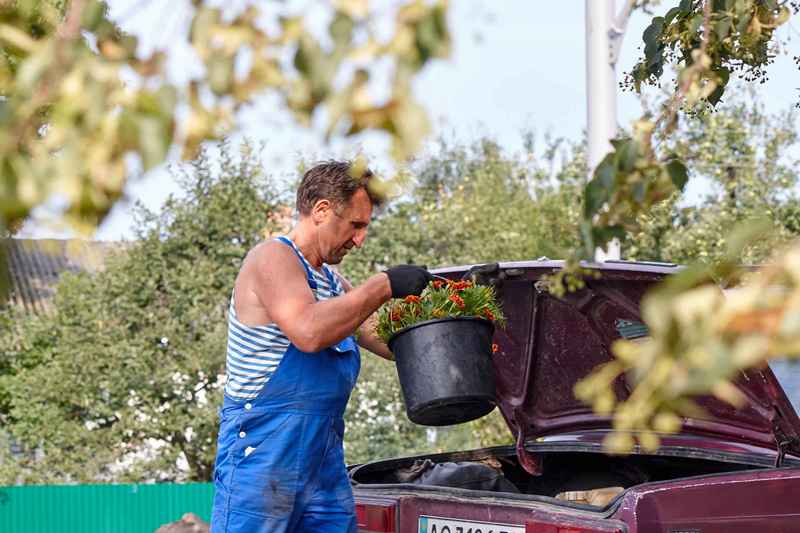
[
  {"xmin": 574, "ymin": 220, "xmax": 795, "ymax": 453},
  {"xmin": 582, "ymin": 124, "xmax": 689, "ymax": 259},
  {"xmin": 374, "ymin": 279, "xmax": 505, "ymax": 344},
  {"xmin": 577, "ymin": 89, "xmax": 800, "ymax": 452},
  {"xmin": 0, "ymin": 0, "xmax": 450, "ymax": 238},
  {"xmin": 624, "ymin": 93, "xmax": 800, "ymax": 265},
  {"xmin": 0, "ymin": 141, "xmax": 287, "ymax": 483},
  {"xmin": 341, "ymin": 136, "xmax": 585, "ymax": 285},
  {"xmin": 5, "ymin": 90, "xmax": 800, "ymax": 476},
  {"xmin": 626, "ymin": 0, "xmax": 792, "ymax": 102},
  {"xmin": 579, "ymin": 0, "xmax": 795, "ymax": 265}
]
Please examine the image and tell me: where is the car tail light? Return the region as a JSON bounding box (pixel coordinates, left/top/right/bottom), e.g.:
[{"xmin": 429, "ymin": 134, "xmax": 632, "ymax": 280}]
[
  {"xmin": 526, "ymin": 520, "xmax": 622, "ymax": 533},
  {"xmin": 356, "ymin": 502, "xmax": 396, "ymax": 532}
]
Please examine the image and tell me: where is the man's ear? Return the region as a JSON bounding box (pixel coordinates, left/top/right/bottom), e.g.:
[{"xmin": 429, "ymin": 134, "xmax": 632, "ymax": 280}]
[{"xmin": 311, "ymin": 199, "xmax": 333, "ymax": 224}]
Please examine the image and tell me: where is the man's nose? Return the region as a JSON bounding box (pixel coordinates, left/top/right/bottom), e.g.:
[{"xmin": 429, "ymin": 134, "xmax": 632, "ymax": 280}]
[{"xmin": 353, "ymin": 228, "xmax": 367, "ymax": 248}]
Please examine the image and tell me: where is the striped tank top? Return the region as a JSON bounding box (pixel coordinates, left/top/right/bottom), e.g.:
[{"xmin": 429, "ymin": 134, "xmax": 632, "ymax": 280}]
[{"xmin": 223, "ymin": 236, "xmax": 345, "ymax": 401}]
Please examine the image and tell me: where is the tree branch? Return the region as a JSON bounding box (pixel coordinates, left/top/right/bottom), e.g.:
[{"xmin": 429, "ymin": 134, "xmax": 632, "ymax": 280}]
[
  {"xmin": 610, "ymin": 0, "xmax": 638, "ymax": 65},
  {"xmin": 657, "ymin": 0, "xmax": 714, "ymax": 130}
]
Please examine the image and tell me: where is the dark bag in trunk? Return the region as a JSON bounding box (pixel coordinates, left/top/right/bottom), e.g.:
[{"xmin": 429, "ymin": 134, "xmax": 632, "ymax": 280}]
[{"xmin": 396, "ymin": 459, "xmax": 519, "ymax": 493}]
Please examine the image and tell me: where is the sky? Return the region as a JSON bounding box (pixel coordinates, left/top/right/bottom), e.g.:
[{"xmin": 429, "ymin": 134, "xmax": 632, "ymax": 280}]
[{"xmin": 19, "ymin": 1, "xmax": 800, "ymax": 241}]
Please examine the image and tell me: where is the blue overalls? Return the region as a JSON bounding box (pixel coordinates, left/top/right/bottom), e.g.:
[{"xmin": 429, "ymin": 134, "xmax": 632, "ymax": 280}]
[{"xmin": 211, "ymin": 237, "xmax": 361, "ymax": 532}]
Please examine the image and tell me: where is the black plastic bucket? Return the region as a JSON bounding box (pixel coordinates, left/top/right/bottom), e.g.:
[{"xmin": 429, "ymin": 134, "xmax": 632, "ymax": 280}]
[{"xmin": 388, "ymin": 316, "xmax": 496, "ymax": 426}]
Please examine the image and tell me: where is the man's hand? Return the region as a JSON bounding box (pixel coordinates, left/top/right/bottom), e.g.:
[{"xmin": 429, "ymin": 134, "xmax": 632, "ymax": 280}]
[{"xmin": 384, "ymin": 265, "xmax": 433, "ymax": 298}]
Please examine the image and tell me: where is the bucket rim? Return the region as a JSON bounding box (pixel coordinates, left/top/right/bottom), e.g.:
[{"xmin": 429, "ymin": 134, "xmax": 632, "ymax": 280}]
[{"xmin": 387, "ymin": 315, "xmax": 494, "ymax": 351}]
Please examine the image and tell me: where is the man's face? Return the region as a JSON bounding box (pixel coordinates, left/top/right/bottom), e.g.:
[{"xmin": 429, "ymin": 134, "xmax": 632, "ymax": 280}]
[{"xmin": 316, "ymin": 187, "xmax": 373, "ymax": 265}]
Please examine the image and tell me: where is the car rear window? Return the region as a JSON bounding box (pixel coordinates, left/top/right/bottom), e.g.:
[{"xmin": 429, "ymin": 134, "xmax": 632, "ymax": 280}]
[{"xmin": 770, "ymin": 360, "xmax": 800, "ymax": 414}]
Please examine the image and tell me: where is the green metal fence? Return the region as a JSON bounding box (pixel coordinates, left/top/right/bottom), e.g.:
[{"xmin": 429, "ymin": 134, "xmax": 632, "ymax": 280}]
[{"xmin": 0, "ymin": 483, "xmax": 214, "ymax": 533}]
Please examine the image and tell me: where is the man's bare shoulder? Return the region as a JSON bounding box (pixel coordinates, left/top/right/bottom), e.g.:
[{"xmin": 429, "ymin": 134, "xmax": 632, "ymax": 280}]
[
  {"xmin": 235, "ymin": 239, "xmax": 313, "ymax": 326},
  {"xmin": 240, "ymin": 239, "xmax": 302, "ymax": 280}
]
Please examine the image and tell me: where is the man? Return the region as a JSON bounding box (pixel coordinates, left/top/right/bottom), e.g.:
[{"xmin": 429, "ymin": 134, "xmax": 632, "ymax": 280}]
[{"xmin": 210, "ymin": 160, "xmax": 431, "ymax": 532}]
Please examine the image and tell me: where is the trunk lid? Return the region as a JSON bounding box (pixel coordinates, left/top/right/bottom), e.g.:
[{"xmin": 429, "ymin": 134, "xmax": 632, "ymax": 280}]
[{"xmin": 433, "ymin": 260, "xmax": 800, "ymax": 463}]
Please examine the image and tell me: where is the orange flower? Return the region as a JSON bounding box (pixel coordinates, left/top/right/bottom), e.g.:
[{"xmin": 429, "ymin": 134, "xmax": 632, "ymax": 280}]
[
  {"xmin": 492, "ymin": 343, "xmax": 499, "ymax": 354},
  {"xmin": 451, "ymin": 280, "xmax": 473, "ymax": 291},
  {"xmin": 404, "ymin": 295, "xmax": 421, "ymax": 304},
  {"xmin": 449, "ymin": 294, "xmax": 465, "ymax": 309},
  {"xmin": 432, "ymin": 280, "xmax": 445, "ymax": 289},
  {"xmin": 483, "ymin": 308, "xmax": 495, "ymax": 321}
]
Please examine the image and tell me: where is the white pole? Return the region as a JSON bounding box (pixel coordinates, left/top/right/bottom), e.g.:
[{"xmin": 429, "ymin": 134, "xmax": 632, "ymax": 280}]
[{"xmin": 586, "ymin": 0, "xmax": 624, "ymax": 261}]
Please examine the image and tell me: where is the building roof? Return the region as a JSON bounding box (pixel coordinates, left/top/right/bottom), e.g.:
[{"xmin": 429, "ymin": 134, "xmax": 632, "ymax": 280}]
[{"xmin": 3, "ymin": 239, "xmax": 117, "ymax": 315}]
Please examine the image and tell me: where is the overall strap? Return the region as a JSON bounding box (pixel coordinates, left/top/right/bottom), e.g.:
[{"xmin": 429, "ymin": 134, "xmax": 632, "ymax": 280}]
[
  {"xmin": 274, "ymin": 236, "xmax": 318, "ymax": 290},
  {"xmin": 321, "ymin": 264, "xmax": 338, "ymax": 292}
]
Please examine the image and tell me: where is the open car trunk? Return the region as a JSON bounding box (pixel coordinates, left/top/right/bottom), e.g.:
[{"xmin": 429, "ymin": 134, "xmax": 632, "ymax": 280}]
[
  {"xmin": 351, "ymin": 261, "xmax": 800, "ymax": 531},
  {"xmin": 351, "ymin": 439, "xmax": 778, "ymax": 508}
]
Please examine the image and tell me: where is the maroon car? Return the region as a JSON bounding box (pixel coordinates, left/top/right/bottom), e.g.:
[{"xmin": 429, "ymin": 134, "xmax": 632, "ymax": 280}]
[{"xmin": 350, "ymin": 260, "xmax": 800, "ymax": 533}]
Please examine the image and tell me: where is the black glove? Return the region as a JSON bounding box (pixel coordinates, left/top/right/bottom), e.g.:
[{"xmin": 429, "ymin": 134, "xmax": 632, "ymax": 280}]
[{"xmin": 384, "ymin": 265, "xmax": 433, "ymax": 298}]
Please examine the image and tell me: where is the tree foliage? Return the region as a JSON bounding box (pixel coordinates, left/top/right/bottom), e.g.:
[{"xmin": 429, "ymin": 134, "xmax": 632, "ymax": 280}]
[
  {"xmin": 582, "ymin": 0, "xmax": 797, "ymax": 260},
  {"xmin": 575, "ymin": 0, "xmax": 800, "ymax": 452},
  {"xmin": 4, "ymin": 89, "xmax": 800, "ymax": 479},
  {"xmin": 0, "ymin": 142, "xmax": 285, "ymax": 482},
  {"xmin": 0, "ymin": 0, "xmax": 449, "ymax": 237},
  {"xmin": 625, "ymin": 93, "xmax": 800, "ymax": 264},
  {"xmin": 0, "ymin": 131, "xmax": 590, "ymax": 479}
]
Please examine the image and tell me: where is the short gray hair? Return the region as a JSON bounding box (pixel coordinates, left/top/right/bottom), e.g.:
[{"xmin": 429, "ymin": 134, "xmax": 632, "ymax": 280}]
[{"xmin": 296, "ymin": 160, "xmax": 383, "ymax": 216}]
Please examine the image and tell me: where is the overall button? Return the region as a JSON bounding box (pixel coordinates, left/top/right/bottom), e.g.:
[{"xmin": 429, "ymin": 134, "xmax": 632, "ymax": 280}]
[
  {"xmin": 239, "ymin": 431, "xmax": 246, "ymax": 438},
  {"xmin": 244, "ymin": 403, "xmax": 252, "ymax": 410}
]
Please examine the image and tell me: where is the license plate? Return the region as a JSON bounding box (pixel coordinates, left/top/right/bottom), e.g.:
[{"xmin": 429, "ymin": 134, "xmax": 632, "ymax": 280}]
[{"xmin": 418, "ymin": 515, "xmax": 525, "ymax": 533}]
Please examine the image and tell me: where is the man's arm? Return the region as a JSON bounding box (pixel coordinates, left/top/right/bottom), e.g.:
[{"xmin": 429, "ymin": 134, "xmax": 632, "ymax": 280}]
[
  {"xmin": 336, "ymin": 272, "xmax": 394, "ymax": 361},
  {"xmin": 253, "ymin": 241, "xmax": 392, "ymax": 353}
]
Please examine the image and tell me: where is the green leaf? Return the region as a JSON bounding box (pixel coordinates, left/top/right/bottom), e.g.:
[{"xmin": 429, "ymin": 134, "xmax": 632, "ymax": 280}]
[
  {"xmin": 584, "ymin": 155, "xmax": 616, "ymax": 218},
  {"xmin": 117, "ymin": 111, "xmax": 139, "ymax": 150},
  {"xmin": 665, "ymin": 159, "xmax": 689, "ymax": 191},
  {"xmin": 190, "ymin": 7, "xmax": 219, "ymax": 46},
  {"xmin": 715, "ymin": 15, "xmax": 732, "ymax": 40},
  {"xmin": 736, "ymin": 11, "xmax": 752, "ymax": 34},
  {"xmin": 207, "ymin": 51, "xmax": 234, "ymax": 96},
  {"xmin": 663, "ymin": 7, "xmax": 683, "ymax": 26},
  {"xmin": 138, "ymin": 116, "xmax": 169, "ymax": 171},
  {"xmin": 415, "ymin": 7, "xmax": 449, "ymax": 64},
  {"xmin": 633, "ymin": 178, "xmax": 648, "ymax": 203},
  {"xmin": 80, "ymin": 0, "xmax": 106, "ymax": 31},
  {"xmin": 614, "ymin": 138, "xmax": 638, "ymax": 172},
  {"xmin": 329, "ymin": 11, "xmax": 354, "ymax": 49},
  {"xmin": 707, "ymin": 67, "xmax": 730, "ymax": 105},
  {"xmin": 689, "ymin": 13, "xmax": 704, "ymax": 36},
  {"xmin": 156, "ymin": 85, "xmax": 178, "ymax": 112},
  {"xmin": 596, "ymin": 152, "xmax": 617, "ymax": 188},
  {"xmin": 643, "ymin": 16, "xmax": 665, "ymax": 65}
]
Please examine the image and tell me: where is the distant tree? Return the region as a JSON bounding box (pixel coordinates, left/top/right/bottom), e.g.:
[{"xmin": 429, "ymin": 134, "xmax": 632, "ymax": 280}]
[
  {"xmin": 624, "ymin": 93, "xmax": 800, "ymax": 265},
  {"xmin": 342, "ymin": 136, "xmax": 585, "ymax": 283},
  {"xmin": 5, "ymin": 89, "xmax": 800, "ymax": 479},
  {"xmin": 0, "ymin": 142, "xmax": 286, "ymax": 483}
]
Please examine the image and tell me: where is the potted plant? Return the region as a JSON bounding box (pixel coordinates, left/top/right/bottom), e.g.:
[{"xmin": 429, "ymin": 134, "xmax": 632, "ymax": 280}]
[{"xmin": 375, "ymin": 277, "xmax": 506, "ymax": 426}]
